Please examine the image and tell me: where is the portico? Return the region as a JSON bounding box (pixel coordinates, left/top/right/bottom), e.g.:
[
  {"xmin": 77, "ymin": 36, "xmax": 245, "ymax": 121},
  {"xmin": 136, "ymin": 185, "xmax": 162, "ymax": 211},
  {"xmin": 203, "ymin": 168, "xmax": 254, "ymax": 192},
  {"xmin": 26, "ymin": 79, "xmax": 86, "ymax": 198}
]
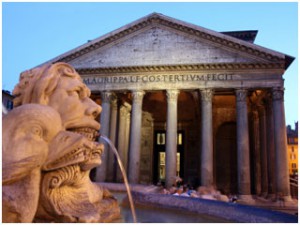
[{"xmin": 36, "ymin": 13, "xmax": 294, "ymax": 200}]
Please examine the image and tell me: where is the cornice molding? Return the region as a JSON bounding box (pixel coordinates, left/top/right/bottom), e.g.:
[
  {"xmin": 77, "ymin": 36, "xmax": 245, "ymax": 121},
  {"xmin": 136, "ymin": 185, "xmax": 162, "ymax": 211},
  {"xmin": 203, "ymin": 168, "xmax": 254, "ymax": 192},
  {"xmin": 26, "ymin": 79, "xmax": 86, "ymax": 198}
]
[
  {"xmin": 53, "ymin": 14, "xmax": 284, "ymax": 64},
  {"xmin": 77, "ymin": 62, "xmax": 284, "ymax": 75}
]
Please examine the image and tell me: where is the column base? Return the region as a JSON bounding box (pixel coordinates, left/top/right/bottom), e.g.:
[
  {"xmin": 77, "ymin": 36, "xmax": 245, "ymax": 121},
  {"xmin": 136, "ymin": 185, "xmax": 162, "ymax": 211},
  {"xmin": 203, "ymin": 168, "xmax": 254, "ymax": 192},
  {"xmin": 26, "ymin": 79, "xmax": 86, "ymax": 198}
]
[
  {"xmin": 266, "ymin": 193, "xmax": 276, "ymax": 201},
  {"xmin": 275, "ymin": 195, "xmax": 297, "ymax": 207},
  {"xmin": 237, "ymin": 195, "xmax": 256, "ymax": 204},
  {"xmin": 259, "ymin": 192, "xmax": 268, "ymax": 199}
]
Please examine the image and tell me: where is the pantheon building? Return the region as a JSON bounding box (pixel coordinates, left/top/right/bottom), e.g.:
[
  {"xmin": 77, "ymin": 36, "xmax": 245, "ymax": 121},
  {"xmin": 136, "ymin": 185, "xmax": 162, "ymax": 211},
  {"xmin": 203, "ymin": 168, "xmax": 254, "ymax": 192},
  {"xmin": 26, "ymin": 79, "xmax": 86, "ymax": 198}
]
[{"xmin": 36, "ymin": 13, "xmax": 294, "ymax": 200}]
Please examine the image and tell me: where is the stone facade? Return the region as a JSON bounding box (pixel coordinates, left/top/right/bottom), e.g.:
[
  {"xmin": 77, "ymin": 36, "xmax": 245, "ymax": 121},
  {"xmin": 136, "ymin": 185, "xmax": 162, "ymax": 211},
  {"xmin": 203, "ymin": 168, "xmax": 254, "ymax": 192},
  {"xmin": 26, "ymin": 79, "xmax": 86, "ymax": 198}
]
[{"xmin": 31, "ymin": 13, "xmax": 294, "ymax": 201}]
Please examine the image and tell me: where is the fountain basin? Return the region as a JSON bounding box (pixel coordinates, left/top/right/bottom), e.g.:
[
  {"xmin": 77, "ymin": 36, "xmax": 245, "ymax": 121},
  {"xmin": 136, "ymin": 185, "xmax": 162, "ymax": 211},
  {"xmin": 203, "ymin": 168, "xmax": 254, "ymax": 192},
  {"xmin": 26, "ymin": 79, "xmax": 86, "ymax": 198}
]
[
  {"xmin": 130, "ymin": 191, "xmax": 298, "ymax": 223},
  {"xmin": 98, "ymin": 183, "xmax": 298, "ymax": 223}
]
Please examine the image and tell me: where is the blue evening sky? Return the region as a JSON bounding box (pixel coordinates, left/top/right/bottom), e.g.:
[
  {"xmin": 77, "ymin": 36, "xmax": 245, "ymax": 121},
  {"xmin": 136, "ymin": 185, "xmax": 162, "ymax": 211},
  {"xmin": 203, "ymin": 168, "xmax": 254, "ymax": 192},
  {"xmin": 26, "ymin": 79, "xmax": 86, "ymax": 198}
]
[{"xmin": 2, "ymin": 2, "xmax": 298, "ymax": 126}]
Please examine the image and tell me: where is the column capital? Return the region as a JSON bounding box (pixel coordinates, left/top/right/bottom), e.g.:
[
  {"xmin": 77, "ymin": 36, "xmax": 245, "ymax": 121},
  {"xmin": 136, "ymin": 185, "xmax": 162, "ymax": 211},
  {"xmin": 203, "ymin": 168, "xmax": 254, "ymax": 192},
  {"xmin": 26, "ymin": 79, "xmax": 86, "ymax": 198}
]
[
  {"xmin": 271, "ymin": 87, "xmax": 284, "ymax": 101},
  {"xmin": 200, "ymin": 89, "xmax": 214, "ymax": 102},
  {"xmin": 111, "ymin": 97, "xmax": 118, "ymax": 110},
  {"xmin": 166, "ymin": 89, "xmax": 179, "ymax": 102},
  {"xmin": 101, "ymin": 91, "xmax": 115, "ymax": 103},
  {"xmin": 235, "ymin": 89, "xmax": 248, "ymax": 102},
  {"xmin": 131, "ymin": 90, "xmax": 145, "ymax": 105}
]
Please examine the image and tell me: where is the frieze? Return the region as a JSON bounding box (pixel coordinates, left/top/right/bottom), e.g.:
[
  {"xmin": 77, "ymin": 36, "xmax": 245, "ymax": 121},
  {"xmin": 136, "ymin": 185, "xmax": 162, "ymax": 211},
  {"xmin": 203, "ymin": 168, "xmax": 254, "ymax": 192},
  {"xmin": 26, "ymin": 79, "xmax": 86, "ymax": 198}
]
[{"xmin": 83, "ymin": 73, "xmax": 234, "ymax": 85}]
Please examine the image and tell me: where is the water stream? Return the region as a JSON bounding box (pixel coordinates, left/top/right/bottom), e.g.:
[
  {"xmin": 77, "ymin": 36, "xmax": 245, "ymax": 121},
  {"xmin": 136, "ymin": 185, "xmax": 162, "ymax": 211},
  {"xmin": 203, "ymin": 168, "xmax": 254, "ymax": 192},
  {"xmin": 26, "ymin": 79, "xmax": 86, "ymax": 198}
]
[{"xmin": 100, "ymin": 135, "xmax": 137, "ymax": 223}]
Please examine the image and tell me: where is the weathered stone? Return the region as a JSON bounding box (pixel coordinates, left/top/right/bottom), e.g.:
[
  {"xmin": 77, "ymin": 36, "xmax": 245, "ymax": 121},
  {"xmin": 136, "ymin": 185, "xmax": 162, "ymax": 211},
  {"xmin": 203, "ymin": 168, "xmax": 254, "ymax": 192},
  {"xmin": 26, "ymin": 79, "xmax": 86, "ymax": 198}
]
[
  {"xmin": 3, "ymin": 63, "xmax": 121, "ymax": 222},
  {"xmin": 2, "ymin": 104, "xmax": 62, "ymax": 223}
]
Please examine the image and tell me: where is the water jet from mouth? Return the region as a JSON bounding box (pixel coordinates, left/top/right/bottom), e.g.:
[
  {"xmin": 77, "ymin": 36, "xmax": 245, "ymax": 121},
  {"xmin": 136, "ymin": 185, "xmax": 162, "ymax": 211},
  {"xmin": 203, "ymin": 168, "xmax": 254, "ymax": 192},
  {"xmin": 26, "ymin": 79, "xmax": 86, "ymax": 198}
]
[{"xmin": 100, "ymin": 135, "xmax": 137, "ymax": 223}]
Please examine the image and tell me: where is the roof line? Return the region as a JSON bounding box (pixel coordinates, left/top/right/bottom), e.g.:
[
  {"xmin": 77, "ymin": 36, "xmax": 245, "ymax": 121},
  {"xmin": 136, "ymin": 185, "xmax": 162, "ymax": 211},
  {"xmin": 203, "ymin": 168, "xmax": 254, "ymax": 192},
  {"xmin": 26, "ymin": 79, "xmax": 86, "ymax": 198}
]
[{"xmin": 33, "ymin": 12, "xmax": 292, "ymax": 70}]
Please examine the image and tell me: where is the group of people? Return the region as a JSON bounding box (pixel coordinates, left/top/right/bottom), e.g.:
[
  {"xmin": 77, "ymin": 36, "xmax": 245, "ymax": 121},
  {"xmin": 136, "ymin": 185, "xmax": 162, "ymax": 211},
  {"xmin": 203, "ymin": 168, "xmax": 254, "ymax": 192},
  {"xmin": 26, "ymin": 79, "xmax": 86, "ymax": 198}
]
[{"xmin": 158, "ymin": 178, "xmax": 236, "ymax": 203}]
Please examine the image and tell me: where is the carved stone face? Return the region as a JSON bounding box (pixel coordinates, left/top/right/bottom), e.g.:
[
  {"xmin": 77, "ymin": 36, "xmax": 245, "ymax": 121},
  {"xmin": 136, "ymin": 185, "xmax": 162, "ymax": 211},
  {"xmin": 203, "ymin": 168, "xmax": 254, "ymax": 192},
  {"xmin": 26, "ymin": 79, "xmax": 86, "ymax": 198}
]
[
  {"xmin": 43, "ymin": 131, "xmax": 103, "ymax": 172},
  {"xmin": 47, "ymin": 75, "xmax": 101, "ymax": 140}
]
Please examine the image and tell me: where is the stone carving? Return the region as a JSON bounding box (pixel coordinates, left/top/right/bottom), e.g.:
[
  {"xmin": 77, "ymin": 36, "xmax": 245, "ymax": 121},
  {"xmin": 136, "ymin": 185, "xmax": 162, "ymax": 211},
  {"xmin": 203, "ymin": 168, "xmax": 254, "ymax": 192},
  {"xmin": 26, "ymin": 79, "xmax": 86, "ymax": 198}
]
[
  {"xmin": 3, "ymin": 62, "xmax": 120, "ymax": 222},
  {"xmin": 235, "ymin": 89, "xmax": 248, "ymax": 102},
  {"xmin": 2, "ymin": 104, "xmax": 62, "ymax": 223},
  {"xmin": 166, "ymin": 89, "xmax": 179, "ymax": 102},
  {"xmin": 272, "ymin": 87, "xmax": 284, "ymax": 101},
  {"xmin": 101, "ymin": 91, "xmax": 115, "ymax": 104},
  {"xmin": 131, "ymin": 90, "xmax": 145, "ymax": 105},
  {"xmin": 200, "ymin": 89, "xmax": 214, "ymax": 102}
]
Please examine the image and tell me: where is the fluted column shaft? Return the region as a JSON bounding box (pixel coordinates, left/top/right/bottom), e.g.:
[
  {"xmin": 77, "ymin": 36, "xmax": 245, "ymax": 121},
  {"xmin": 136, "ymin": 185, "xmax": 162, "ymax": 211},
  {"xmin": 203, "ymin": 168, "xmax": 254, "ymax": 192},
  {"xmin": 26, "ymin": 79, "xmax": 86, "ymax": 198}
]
[
  {"xmin": 128, "ymin": 90, "xmax": 145, "ymax": 183},
  {"xmin": 165, "ymin": 90, "xmax": 179, "ymax": 188},
  {"xmin": 236, "ymin": 89, "xmax": 252, "ymax": 197},
  {"xmin": 258, "ymin": 105, "xmax": 268, "ymax": 197},
  {"xmin": 200, "ymin": 89, "xmax": 214, "ymax": 186},
  {"xmin": 272, "ymin": 88, "xmax": 291, "ymax": 200},
  {"xmin": 96, "ymin": 91, "xmax": 113, "ymax": 182},
  {"xmin": 106, "ymin": 98, "xmax": 118, "ymax": 182}
]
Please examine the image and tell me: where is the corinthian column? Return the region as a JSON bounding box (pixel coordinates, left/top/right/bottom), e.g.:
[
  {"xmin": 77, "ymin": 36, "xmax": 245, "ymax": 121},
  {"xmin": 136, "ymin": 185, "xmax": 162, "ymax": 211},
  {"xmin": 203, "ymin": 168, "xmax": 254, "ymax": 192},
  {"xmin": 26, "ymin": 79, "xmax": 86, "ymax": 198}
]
[
  {"xmin": 266, "ymin": 96, "xmax": 276, "ymax": 199},
  {"xmin": 165, "ymin": 89, "xmax": 179, "ymax": 188},
  {"xmin": 272, "ymin": 88, "xmax": 291, "ymax": 201},
  {"xmin": 258, "ymin": 104, "xmax": 268, "ymax": 197},
  {"xmin": 106, "ymin": 97, "xmax": 118, "ymax": 182},
  {"xmin": 235, "ymin": 89, "xmax": 253, "ymax": 202},
  {"xmin": 116, "ymin": 103, "xmax": 131, "ymax": 182},
  {"xmin": 200, "ymin": 89, "xmax": 214, "ymax": 187},
  {"xmin": 252, "ymin": 110, "xmax": 262, "ymax": 195},
  {"xmin": 96, "ymin": 91, "xmax": 113, "ymax": 182},
  {"xmin": 128, "ymin": 90, "xmax": 145, "ymax": 183}
]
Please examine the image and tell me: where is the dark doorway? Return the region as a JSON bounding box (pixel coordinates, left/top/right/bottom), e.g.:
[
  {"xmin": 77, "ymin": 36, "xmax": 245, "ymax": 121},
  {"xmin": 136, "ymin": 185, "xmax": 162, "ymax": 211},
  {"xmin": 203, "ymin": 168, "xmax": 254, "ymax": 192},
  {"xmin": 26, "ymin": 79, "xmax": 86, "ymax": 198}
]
[
  {"xmin": 153, "ymin": 130, "xmax": 184, "ymax": 185},
  {"xmin": 215, "ymin": 122, "xmax": 238, "ymax": 194}
]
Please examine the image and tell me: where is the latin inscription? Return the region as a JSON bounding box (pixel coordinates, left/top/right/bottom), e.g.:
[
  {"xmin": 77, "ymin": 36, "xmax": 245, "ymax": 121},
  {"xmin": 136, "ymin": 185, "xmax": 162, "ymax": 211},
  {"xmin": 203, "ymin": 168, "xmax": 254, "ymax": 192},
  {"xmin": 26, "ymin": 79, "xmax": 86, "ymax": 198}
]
[{"xmin": 83, "ymin": 73, "xmax": 233, "ymax": 85}]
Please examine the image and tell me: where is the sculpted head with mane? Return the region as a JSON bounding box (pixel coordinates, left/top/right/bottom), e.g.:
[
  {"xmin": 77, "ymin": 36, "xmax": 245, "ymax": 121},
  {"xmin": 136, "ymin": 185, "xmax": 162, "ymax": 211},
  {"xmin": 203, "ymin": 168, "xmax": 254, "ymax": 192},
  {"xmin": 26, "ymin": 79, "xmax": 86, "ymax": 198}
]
[{"xmin": 2, "ymin": 63, "xmax": 120, "ymax": 222}]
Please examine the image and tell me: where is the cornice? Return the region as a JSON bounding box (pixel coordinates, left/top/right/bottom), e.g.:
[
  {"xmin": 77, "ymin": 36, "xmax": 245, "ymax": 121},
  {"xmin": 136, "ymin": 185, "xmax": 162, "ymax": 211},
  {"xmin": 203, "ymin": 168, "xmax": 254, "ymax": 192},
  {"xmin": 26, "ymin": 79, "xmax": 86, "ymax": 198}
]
[
  {"xmin": 76, "ymin": 62, "xmax": 285, "ymax": 75},
  {"xmin": 53, "ymin": 14, "xmax": 284, "ymax": 65}
]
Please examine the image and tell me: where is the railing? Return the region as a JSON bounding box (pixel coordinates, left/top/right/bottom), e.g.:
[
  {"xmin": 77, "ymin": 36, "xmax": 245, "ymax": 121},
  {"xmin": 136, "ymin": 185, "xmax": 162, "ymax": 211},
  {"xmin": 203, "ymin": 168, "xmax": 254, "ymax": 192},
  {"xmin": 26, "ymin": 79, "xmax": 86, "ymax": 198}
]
[{"xmin": 290, "ymin": 177, "xmax": 298, "ymax": 199}]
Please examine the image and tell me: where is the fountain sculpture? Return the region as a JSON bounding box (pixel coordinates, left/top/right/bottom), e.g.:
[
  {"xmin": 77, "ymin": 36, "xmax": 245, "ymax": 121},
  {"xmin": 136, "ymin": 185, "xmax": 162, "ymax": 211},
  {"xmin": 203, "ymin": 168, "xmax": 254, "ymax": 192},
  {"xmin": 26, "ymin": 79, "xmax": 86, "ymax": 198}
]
[{"xmin": 2, "ymin": 63, "xmax": 121, "ymax": 222}]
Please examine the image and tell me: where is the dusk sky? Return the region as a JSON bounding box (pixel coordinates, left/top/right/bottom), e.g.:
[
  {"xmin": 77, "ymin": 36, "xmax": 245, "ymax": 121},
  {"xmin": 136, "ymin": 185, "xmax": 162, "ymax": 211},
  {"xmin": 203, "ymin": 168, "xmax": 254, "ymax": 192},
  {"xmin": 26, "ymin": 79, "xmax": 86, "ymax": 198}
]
[{"xmin": 2, "ymin": 2, "xmax": 298, "ymax": 126}]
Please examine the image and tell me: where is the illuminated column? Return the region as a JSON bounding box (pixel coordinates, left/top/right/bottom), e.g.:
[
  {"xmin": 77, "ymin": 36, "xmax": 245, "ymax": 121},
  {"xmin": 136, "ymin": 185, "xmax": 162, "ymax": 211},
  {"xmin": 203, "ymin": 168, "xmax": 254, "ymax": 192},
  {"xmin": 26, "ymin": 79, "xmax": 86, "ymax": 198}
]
[
  {"xmin": 272, "ymin": 87, "xmax": 291, "ymax": 201},
  {"xmin": 125, "ymin": 110, "xmax": 131, "ymax": 171},
  {"xmin": 236, "ymin": 89, "xmax": 253, "ymax": 201},
  {"xmin": 258, "ymin": 104, "xmax": 268, "ymax": 197},
  {"xmin": 200, "ymin": 89, "xmax": 214, "ymax": 186},
  {"xmin": 116, "ymin": 103, "xmax": 131, "ymax": 182},
  {"xmin": 165, "ymin": 89, "xmax": 179, "ymax": 188},
  {"xmin": 106, "ymin": 97, "xmax": 118, "ymax": 182},
  {"xmin": 96, "ymin": 91, "xmax": 113, "ymax": 182},
  {"xmin": 128, "ymin": 90, "xmax": 145, "ymax": 183}
]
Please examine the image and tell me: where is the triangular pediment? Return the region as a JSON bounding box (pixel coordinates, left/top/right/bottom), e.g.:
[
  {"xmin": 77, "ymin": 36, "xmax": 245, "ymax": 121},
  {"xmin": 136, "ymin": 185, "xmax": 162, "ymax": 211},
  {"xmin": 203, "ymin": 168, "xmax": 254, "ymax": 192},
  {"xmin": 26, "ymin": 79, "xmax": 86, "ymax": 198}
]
[
  {"xmin": 68, "ymin": 26, "xmax": 262, "ymax": 68},
  {"xmin": 38, "ymin": 13, "xmax": 292, "ymax": 70}
]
